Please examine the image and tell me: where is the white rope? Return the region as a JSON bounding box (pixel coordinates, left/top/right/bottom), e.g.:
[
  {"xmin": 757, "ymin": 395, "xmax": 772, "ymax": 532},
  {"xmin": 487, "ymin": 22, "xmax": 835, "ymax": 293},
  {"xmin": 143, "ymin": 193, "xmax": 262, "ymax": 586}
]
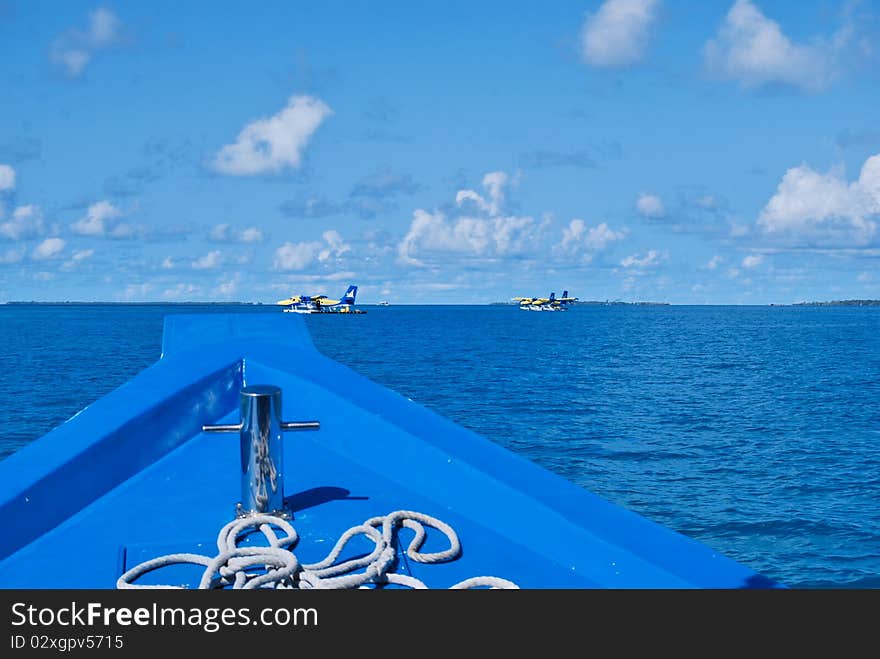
[{"xmin": 117, "ymin": 510, "xmax": 518, "ymax": 590}]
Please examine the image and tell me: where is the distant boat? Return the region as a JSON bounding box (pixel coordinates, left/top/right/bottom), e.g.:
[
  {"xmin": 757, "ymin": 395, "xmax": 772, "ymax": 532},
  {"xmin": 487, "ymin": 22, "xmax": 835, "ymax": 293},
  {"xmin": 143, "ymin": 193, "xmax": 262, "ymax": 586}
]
[{"xmin": 378, "ymin": 300, "xmax": 390, "ymax": 306}]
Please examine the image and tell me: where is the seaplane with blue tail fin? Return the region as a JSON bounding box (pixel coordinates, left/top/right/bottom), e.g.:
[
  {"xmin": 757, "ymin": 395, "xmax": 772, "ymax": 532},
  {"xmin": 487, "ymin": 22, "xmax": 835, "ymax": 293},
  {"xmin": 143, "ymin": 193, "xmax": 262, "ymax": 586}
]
[
  {"xmin": 513, "ymin": 290, "xmax": 578, "ymax": 311},
  {"xmin": 276, "ymin": 285, "xmax": 365, "ymax": 314}
]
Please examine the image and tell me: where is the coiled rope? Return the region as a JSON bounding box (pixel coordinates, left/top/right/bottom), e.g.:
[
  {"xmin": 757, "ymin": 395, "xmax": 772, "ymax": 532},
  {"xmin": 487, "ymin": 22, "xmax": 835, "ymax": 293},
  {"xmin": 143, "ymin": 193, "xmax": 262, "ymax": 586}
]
[{"xmin": 117, "ymin": 510, "xmax": 518, "ymax": 590}]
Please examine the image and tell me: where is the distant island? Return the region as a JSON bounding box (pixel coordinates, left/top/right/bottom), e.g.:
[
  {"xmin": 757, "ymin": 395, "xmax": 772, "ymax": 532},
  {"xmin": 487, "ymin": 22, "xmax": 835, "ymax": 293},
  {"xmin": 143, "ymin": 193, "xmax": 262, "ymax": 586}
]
[
  {"xmin": 2, "ymin": 301, "xmax": 262, "ymax": 306},
  {"xmin": 792, "ymin": 299, "xmax": 880, "ymax": 306},
  {"xmin": 490, "ymin": 300, "xmax": 670, "ymax": 306}
]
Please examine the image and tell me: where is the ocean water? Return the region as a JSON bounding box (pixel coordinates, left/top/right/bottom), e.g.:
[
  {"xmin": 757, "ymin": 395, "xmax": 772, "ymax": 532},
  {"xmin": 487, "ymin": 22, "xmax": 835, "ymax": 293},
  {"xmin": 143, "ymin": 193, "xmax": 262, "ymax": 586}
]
[{"xmin": 1, "ymin": 303, "xmax": 878, "ymax": 588}]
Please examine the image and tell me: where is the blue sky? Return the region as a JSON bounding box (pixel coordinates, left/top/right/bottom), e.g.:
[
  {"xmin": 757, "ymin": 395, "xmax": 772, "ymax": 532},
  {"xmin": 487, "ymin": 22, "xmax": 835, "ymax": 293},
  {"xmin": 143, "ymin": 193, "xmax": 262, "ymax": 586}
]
[{"xmin": 0, "ymin": 0, "xmax": 878, "ymax": 304}]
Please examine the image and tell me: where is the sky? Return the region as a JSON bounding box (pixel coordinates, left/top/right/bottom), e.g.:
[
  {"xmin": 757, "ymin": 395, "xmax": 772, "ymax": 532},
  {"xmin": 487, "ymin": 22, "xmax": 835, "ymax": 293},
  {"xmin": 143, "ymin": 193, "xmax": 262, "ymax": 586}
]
[{"xmin": 0, "ymin": 0, "xmax": 878, "ymax": 304}]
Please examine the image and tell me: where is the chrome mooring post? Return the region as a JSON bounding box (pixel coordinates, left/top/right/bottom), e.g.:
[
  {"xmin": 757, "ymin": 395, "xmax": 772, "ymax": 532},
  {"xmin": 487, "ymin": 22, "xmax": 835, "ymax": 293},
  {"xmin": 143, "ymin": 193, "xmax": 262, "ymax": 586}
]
[{"xmin": 203, "ymin": 384, "xmax": 320, "ymax": 519}]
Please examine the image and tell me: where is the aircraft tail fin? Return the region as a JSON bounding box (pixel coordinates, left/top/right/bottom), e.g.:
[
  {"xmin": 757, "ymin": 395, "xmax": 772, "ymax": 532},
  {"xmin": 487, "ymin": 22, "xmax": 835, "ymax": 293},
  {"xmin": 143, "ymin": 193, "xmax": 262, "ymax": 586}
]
[{"xmin": 342, "ymin": 285, "xmax": 357, "ymax": 305}]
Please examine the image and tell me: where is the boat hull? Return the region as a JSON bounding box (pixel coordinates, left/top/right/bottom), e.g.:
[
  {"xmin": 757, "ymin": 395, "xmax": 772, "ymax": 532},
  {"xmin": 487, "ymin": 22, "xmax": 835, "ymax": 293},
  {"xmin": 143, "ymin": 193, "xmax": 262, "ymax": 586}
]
[{"xmin": 0, "ymin": 314, "xmax": 780, "ymax": 588}]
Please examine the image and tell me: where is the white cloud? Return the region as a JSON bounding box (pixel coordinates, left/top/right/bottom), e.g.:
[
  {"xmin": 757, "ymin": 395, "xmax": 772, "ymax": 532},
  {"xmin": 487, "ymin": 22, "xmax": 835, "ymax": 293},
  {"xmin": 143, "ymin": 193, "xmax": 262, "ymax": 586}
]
[
  {"xmin": 32, "ymin": 237, "xmax": 65, "ymax": 260},
  {"xmin": 161, "ymin": 256, "xmax": 175, "ymax": 269},
  {"xmin": 161, "ymin": 283, "xmax": 200, "ymax": 300},
  {"xmin": 61, "ymin": 249, "xmax": 94, "ymax": 271},
  {"xmin": 71, "ymin": 200, "xmax": 122, "ymax": 236},
  {"xmin": 124, "ymin": 283, "xmax": 152, "ymax": 300},
  {"xmin": 240, "ymin": 227, "xmax": 264, "ymax": 243},
  {"xmin": 455, "ymin": 171, "xmax": 509, "ymax": 216},
  {"xmin": 212, "ymin": 95, "xmax": 332, "ymax": 176},
  {"xmin": 636, "ymin": 193, "xmax": 665, "ymax": 218},
  {"xmin": 401, "ymin": 170, "xmax": 540, "ymax": 266},
  {"xmin": 857, "ymin": 271, "xmax": 872, "ymax": 283},
  {"xmin": 0, "ymin": 205, "xmax": 46, "ymax": 240},
  {"xmin": 758, "ymin": 153, "xmax": 880, "ymax": 247},
  {"xmin": 705, "ymin": 255, "xmax": 724, "ymax": 270},
  {"xmin": 273, "ymin": 230, "xmax": 350, "ymax": 271},
  {"xmin": 703, "ymin": 0, "xmax": 842, "ymax": 92},
  {"xmin": 558, "ymin": 219, "xmax": 626, "ymax": 255},
  {"xmin": 398, "ymin": 209, "xmax": 541, "ymax": 267},
  {"xmin": 0, "ymin": 164, "xmax": 15, "ymax": 191},
  {"xmin": 580, "ymin": 0, "xmax": 660, "ymax": 68},
  {"xmin": 274, "ymin": 240, "xmax": 322, "ymax": 271},
  {"xmin": 0, "ymin": 247, "xmax": 24, "ymax": 264},
  {"xmin": 50, "ymin": 8, "xmax": 122, "ymax": 78},
  {"xmin": 192, "ymin": 250, "xmax": 223, "ymax": 270},
  {"xmin": 215, "ymin": 273, "xmax": 241, "ymax": 298},
  {"xmin": 317, "ymin": 230, "xmax": 350, "ymax": 262},
  {"xmin": 209, "ymin": 223, "xmax": 264, "ymax": 243},
  {"xmin": 742, "ymin": 254, "xmax": 764, "ymax": 268},
  {"xmin": 620, "ymin": 249, "xmax": 665, "ymax": 268}
]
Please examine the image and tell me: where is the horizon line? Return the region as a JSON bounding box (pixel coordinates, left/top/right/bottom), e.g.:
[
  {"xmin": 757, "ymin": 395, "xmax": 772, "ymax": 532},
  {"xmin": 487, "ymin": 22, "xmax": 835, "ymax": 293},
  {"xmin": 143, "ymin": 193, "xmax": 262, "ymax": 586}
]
[{"xmin": 3, "ymin": 299, "xmax": 880, "ymax": 307}]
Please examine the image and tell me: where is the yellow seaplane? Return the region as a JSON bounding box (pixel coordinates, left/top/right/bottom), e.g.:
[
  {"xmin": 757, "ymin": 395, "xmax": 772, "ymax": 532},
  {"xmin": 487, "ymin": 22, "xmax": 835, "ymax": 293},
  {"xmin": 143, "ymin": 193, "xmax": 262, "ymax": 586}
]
[
  {"xmin": 276, "ymin": 285, "xmax": 365, "ymax": 314},
  {"xmin": 512, "ymin": 290, "xmax": 578, "ymax": 311}
]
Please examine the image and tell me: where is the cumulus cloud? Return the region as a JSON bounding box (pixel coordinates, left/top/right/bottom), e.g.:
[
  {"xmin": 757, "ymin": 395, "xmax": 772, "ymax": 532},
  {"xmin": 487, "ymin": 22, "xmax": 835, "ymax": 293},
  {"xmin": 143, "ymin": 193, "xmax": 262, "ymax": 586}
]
[
  {"xmin": 69, "ymin": 201, "xmax": 180, "ymax": 241},
  {"xmin": 161, "ymin": 283, "xmax": 201, "ymax": 301},
  {"xmin": 705, "ymin": 255, "xmax": 724, "ymax": 270},
  {"xmin": 703, "ymin": 0, "xmax": 845, "ymax": 92},
  {"xmin": 742, "ymin": 254, "xmax": 764, "ymax": 268},
  {"xmin": 123, "ymin": 283, "xmax": 152, "ymax": 300},
  {"xmin": 32, "ymin": 237, "xmax": 66, "ymax": 260},
  {"xmin": 273, "ymin": 230, "xmax": 350, "ymax": 271},
  {"xmin": 398, "ymin": 171, "xmax": 548, "ymax": 266},
  {"xmin": 0, "ymin": 164, "xmax": 15, "ymax": 191},
  {"xmin": 758, "ymin": 153, "xmax": 880, "ymax": 247},
  {"xmin": 192, "ymin": 250, "xmax": 223, "ymax": 270},
  {"xmin": 208, "ymin": 223, "xmax": 264, "ymax": 244},
  {"xmin": 397, "ymin": 210, "xmax": 542, "ymax": 266},
  {"xmin": 317, "ymin": 230, "xmax": 350, "ymax": 262},
  {"xmin": 558, "ymin": 219, "xmax": 627, "ymax": 255},
  {"xmin": 212, "ymin": 95, "xmax": 332, "ymax": 176},
  {"xmin": 70, "ymin": 200, "xmax": 122, "ymax": 236},
  {"xmin": 215, "ymin": 273, "xmax": 241, "ymax": 298},
  {"xmin": 455, "ymin": 171, "xmax": 509, "ymax": 217},
  {"xmin": 50, "ymin": 8, "xmax": 122, "ymax": 78},
  {"xmin": 0, "ymin": 247, "xmax": 24, "ymax": 265},
  {"xmin": 274, "ymin": 241, "xmax": 321, "ymax": 271},
  {"xmin": 636, "ymin": 193, "xmax": 665, "ymax": 218},
  {"xmin": 580, "ymin": 0, "xmax": 660, "ymax": 68},
  {"xmin": 620, "ymin": 249, "xmax": 665, "ymax": 268},
  {"xmin": 0, "ymin": 205, "xmax": 46, "ymax": 240}
]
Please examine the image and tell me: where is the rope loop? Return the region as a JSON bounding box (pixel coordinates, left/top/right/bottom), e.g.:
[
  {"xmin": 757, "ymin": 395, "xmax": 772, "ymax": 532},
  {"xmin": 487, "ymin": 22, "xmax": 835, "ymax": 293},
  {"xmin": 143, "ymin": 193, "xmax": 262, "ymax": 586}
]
[{"xmin": 117, "ymin": 510, "xmax": 518, "ymax": 590}]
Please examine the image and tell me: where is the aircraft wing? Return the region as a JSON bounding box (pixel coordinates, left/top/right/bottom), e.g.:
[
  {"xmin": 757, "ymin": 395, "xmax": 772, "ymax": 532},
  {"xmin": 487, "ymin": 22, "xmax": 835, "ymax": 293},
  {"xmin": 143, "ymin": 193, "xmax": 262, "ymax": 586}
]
[
  {"xmin": 319, "ymin": 298, "xmax": 341, "ymax": 306},
  {"xmin": 276, "ymin": 296, "xmax": 302, "ymax": 305}
]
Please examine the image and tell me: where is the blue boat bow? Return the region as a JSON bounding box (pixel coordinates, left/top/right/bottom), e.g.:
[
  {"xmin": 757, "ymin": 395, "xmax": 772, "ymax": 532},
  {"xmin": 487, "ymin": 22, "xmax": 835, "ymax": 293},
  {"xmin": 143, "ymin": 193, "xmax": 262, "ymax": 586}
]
[{"xmin": 0, "ymin": 314, "xmax": 782, "ymax": 588}]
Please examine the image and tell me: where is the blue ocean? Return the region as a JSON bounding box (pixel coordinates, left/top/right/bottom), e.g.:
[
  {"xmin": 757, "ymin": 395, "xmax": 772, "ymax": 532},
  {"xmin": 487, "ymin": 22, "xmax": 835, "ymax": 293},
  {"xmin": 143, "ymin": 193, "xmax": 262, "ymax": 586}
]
[{"xmin": 1, "ymin": 303, "xmax": 878, "ymax": 589}]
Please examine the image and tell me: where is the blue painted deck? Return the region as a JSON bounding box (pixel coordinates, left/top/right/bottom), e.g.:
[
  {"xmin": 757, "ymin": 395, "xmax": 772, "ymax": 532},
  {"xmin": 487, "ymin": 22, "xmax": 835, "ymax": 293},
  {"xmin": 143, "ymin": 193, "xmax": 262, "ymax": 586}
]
[{"xmin": 0, "ymin": 314, "xmax": 780, "ymax": 588}]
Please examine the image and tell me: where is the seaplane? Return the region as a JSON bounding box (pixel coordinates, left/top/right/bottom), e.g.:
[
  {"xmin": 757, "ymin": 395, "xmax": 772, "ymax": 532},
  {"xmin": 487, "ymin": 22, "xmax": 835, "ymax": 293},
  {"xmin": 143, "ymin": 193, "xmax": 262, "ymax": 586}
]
[
  {"xmin": 512, "ymin": 290, "xmax": 578, "ymax": 311},
  {"xmin": 276, "ymin": 285, "xmax": 365, "ymax": 314}
]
